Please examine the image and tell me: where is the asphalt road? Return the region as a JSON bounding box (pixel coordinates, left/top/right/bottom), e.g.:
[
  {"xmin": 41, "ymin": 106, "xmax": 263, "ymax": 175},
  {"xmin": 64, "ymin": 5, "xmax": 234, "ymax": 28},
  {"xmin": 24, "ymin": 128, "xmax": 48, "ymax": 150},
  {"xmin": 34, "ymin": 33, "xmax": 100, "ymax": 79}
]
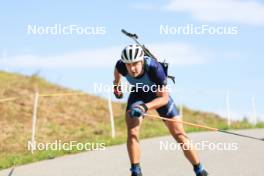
[{"xmin": 1, "ymin": 129, "xmax": 264, "ymax": 176}]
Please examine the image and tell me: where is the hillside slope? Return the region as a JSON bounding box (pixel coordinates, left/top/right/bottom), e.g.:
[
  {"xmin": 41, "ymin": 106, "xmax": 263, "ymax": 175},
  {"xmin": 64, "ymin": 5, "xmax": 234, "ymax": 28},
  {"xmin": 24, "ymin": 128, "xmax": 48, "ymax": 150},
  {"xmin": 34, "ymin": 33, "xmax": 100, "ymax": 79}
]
[{"xmin": 0, "ymin": 71, "xmax": 261, "ymax": 169}]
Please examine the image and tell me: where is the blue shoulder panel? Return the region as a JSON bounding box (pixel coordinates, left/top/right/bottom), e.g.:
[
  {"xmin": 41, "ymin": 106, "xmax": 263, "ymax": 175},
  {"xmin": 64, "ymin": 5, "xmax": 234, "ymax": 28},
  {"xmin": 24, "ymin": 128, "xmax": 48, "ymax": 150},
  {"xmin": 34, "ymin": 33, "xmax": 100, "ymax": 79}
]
[
  {"xmin": 115, "ymin": 60, "xmax": 127, "ymax": 76},
  {"xmin": 145, "ymin": 57, "xmax": 167, "ymax": 86}
]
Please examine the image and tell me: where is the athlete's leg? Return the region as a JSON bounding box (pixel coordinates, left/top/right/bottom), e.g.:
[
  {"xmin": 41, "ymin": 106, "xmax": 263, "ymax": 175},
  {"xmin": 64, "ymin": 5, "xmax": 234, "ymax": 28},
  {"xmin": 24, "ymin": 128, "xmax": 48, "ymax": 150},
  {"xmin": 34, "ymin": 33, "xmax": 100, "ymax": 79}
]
[
  {"xmin": 125, "ymin": 91, "xmax": 148, "ymax": 176},
  {"xmin": 163, "ymin": 118, "xmax": 200, "ymax": 165},
  {"xmin": 164, "ymin": 118, "xmax": 208, "ymax": 175},
  {"xmin": 126, "ymin": 111, "xmax": 143, "ymax": 164},
  {"xmin": 157, "ymin": 96, "xmax": 200, "ymax": 165},
  {"xmin": 156, "ymin": 95, "xmax": 207, "ymax": 175}
]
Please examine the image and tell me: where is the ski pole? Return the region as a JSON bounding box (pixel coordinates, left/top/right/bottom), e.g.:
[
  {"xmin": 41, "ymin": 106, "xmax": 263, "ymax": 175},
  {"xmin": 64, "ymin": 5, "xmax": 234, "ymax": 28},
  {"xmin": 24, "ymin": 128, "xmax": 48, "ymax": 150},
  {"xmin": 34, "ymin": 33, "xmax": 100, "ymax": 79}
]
[{"xmin": 144, "ymin": 113, "xmax": 264, "ymax": 142}]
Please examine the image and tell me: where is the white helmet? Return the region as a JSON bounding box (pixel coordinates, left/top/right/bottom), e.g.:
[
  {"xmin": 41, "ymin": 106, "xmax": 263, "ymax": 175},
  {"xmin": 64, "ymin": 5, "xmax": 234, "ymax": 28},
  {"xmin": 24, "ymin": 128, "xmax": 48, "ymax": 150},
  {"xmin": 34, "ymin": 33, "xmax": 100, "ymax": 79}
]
[{"xmin": 121, "ymin": 44, "xmax": 144, "ymax": 63}]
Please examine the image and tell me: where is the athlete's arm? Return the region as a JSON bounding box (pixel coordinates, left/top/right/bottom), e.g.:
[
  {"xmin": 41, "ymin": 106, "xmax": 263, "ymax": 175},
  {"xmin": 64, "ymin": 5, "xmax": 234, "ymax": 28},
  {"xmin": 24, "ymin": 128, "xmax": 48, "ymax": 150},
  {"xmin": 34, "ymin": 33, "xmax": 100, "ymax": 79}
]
[
  {"xmin": 145, "ymin": 86, "xmax": 169, "ymax": 110},
  {"xmin": 114, "ymin": 68, "xmax": 122, "ymax": 85},
  {"xmin": 137, "ymin": 59, "xmax": 169, "ymax": 111}
]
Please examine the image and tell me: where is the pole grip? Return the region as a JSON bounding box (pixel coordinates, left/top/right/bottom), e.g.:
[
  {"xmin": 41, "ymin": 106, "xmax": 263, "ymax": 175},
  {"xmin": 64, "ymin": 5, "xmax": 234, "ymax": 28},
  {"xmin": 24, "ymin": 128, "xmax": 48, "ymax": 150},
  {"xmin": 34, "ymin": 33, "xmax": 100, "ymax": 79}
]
[{"xmin": 121, "ymin": 29, "xmax": 138, "ymax": 39}]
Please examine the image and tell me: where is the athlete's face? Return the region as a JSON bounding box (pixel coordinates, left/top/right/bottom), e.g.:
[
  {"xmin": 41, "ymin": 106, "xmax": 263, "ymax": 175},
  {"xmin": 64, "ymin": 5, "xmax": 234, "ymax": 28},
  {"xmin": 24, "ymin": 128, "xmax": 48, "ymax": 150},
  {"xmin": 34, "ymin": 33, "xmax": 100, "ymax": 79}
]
[{"xmin": 125, "ymin": 61, "xmax": 144, "ymax": 77}]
